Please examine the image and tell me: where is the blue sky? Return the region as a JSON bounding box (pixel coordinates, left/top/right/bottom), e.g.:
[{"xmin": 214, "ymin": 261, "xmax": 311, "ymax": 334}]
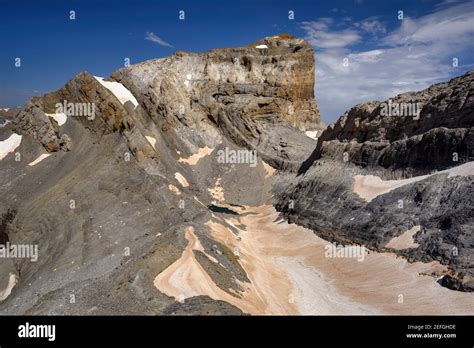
[{"xmin": 1, "ymin": 0, "xmax": 473, "ymax": 123}]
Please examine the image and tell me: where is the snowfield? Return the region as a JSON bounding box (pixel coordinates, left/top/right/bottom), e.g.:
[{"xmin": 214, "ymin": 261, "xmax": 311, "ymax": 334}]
[
  {"xmin": 353, "ymin": 162, "xmax": 474, "ymax": 202},
  {"xmin": 0, "ymin": 133, "xmax": 22, "ymax": 160},
  {"xmin": 94, "ymin": 76, "xmax": 139, "ymax": 107}
]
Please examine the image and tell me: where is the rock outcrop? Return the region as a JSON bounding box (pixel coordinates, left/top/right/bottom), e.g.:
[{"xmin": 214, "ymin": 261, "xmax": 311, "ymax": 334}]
[
  {"xmin": 0, "ymin": 35, "xmax": 323, "ymax": 315},
  {"xmin": 275, "ymin": 70, "xmax": 474, "ymax": 292},
  {"xmin": 304, "ymin": 70, "xmax": 473, "ymax": 175},
  {"xmin": 112, "ymin": 34, "xmax": 323, "ymax": 170}
]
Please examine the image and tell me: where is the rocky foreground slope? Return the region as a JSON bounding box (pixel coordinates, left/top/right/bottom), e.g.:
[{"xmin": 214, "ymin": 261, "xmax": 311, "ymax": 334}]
[
  {"xmin": 0, "ymin": 35, "xmax": 322, "ymax": 314},
  {"xmin": 0, "ymin": 35, "xmax": 472, "ymax": 315}
]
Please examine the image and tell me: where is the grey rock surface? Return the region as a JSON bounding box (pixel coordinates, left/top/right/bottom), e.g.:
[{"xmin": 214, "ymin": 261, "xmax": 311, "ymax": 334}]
[
  {"xmin": 275, "ymin": 70, "xmax": 474, "ymax": 291},
  {"xmin": 0, "ymin": 36, "xmax": 472, "ymax": 317}
]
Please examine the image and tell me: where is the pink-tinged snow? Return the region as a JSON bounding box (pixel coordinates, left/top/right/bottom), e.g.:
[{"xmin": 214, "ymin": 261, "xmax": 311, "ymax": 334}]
[{"xmin": 354, "ymin": 162, "xmax": 474, "ymax": 202}]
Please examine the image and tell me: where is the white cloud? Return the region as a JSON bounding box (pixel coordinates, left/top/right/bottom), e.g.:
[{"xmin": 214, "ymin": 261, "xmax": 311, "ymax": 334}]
[
  {"xmin": 301, "ymin": 2, "xmax": 474, "ymax": 124},
  {"xmin": 301, "ymin": 19, "xmax": 361, "ymax": 49},
  {"xmin": 384, "ymin": 2, "xmax": 474, "ymax": 45},
  {"xmin": 358, "ymin": 18, "xmax": 386, "ymax": 35},
  {"xmin": 145, "ymin": 32, "xmax": 173, "ymax": 47},
  {"xmin": 435, "ymin": 0, "xmax": 462, "ymax": 9}
]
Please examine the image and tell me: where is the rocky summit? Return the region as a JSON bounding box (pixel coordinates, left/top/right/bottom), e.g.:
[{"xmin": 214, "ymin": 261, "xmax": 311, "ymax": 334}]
[{"xmin": 0, "ymin": 35, "xmax": 472, "ymax": 315}]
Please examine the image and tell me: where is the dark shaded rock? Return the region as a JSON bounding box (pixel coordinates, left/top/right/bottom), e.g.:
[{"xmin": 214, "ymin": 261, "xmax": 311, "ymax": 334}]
[
  {"xmin": 276, "ymin": 70, "xmax": 474, "ymax": 292},
  {"xmin": 307, "ymin": 70, "xmax": 474, "ymax": 175}
]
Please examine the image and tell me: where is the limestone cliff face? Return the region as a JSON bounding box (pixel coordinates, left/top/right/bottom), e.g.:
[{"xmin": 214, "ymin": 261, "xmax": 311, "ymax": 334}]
[
  {"xmin": 112, "ymin": 34, "xmax": 320, "ymax": 130},
  {"xmin": 111, "ymin": 34, "xmax": 322, "ymax": 169}
]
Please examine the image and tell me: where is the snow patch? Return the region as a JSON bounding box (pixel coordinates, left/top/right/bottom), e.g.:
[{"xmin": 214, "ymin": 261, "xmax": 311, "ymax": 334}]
[
  {"xmin": 145, "ymin": 136, "xmax": 156, "ymax": 150},
  {"xmin": 154, "ymin": 226, "xmax": 223, "ymax": 301},
  {"xmin": 385, "ymin": 226, "xmax": 420, "ymax": 250},
  {"xmin": 354, "ymin": 162, "xmax": 474, "ymax": 202},
  {"xmin": 305, "ymin": 131, "xmax": 318, "ymax": 140},
  {"xmin": 446, "ymin": 161, "xmax": 474, "ymax": 177},
  {"xmin": 45, "ymin": 112, "xmax": 67, "ymax": 126},
  {"xmin": 94, "ymin": 76, "xmax": 138, "ymax": 107},
  {"xmin": 28, "ymin": 153, "xmax": 51, "ymax": 166},
  {"xmin": 0, "ymin": 133, "xmax": 22, "ymax": 160},
  {"xmin": 256, "ymin": 44, "xmax": 268, "ymax": 49},
  {"xmin": 178, "ymin": 146, "xmax": 213, "ymax": 165},
  {"xmin": 0, "ymin": 273, "xmax": 17, "ymax": 302},
  {"xmin": 262, "ymin": 161, "xmax": 276, "ymax": 178},
  {"xmin": 168, "ymin": 184, "xmax": 181, "ymax": 195},
  {"xmin": 174, "ymin": 172, "xmax": 189, "ymax": 187},
  {"xmin": 208, "ymin": 178, "xmax": 224, "ymax": 202}
]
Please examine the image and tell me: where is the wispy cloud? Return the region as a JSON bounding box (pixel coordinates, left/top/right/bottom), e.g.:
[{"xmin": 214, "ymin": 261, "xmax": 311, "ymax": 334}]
[
  {"xmin": 384, "ymin": 3, "xmax": 474, "ymax": 45},
  {"xmin": 301, "ymin": 1, "xmax": 474, "ymax": 123},
  {"xmin": 145, "ymin": 31, "xmax": 173, "ymax": 47},
  {"xmin": 301, "ymin": 18, "xmax": 360, "ymax": 49},
  {"xmin": 357, "ymin": 17, "xmax": 386, "ymax": 36}
]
